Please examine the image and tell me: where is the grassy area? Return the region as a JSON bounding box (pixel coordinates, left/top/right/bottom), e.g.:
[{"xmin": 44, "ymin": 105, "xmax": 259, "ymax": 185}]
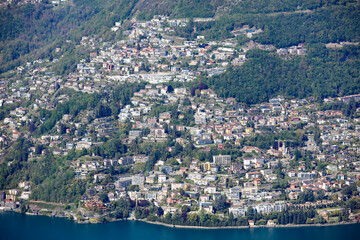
[
  {"xmin": 318, "ymin": 207, "xmax": 343, "ymax": 211},
  {"xmin": 328, "ymin": 217, "xmax": 339, "ymax": 223},
  {"xmin": 28, "ymin": 201, "xmax": 64, "ymax": 210}
]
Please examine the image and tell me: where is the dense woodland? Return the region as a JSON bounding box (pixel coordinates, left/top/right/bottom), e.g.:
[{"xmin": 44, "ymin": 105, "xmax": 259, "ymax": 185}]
[
  {"xmin": 192, "ymin": 3, "xmax": 360, "ymax": 46},
  {"xmin": 0, "ymin": 0, "xmax": 138, "ymax": 74},
  {"xmin": 198, "ymin": 45, "xmax": 360, "ymax": 104}
]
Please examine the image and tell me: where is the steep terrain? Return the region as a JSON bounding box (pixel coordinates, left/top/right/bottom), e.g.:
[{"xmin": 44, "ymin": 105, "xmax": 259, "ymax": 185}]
[{"xmin": 0, "ymin": 0, "xmax": 359, "ymax": 101}]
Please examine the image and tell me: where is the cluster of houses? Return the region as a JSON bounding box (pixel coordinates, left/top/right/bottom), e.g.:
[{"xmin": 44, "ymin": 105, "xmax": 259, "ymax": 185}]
[
  {"xmin": 19, "ymin": 83, "xmax": 358, "ymax": 220},
  {"xmin": 276, "ymin": 44, "xmax": 308, "ymax": 56},
  {"xmin": 0, "ymin": 182, "xmax": 31, "ymax": 211},
  {"xmin": 0, "ymin": 14, "xmax": 358, "ymax": 223}
]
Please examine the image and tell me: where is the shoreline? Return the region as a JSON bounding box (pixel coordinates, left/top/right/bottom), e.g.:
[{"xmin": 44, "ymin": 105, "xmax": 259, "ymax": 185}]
[
  {"xmin": 2, "ymin": 208, "xmax": 358, "ymax": 230},
  {"xmin": 138, "ymin": 219, "xmax": 359, "ymax": 230}
]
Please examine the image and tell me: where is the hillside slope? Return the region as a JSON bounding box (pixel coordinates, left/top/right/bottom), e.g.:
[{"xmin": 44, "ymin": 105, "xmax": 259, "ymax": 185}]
[{"xmin": 0, "ymin": 0, "xmax": 359, "ymax": 103}]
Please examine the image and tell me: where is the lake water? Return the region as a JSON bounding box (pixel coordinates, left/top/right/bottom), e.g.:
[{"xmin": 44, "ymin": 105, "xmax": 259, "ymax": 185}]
[{"xmin": 1, "ymin": 211, "xmax": 359, "ymax": 240}]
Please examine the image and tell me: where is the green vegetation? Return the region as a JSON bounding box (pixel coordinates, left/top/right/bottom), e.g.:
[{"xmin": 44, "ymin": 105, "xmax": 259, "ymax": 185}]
[
  {"xmin": 0, "ymin": 0, "xmax": 138, "ymax": 74},
  {"xmin": 38, "ymin": 91, "xmax": 101, "ymax": 135},
  {"xmin": 27, "ymin": 201, "xmax": 65, "ymax": 210},
  {"xmin": 192, "ymin": 2, "xmax": 360, "ymax": 45},
  {"xmin": 199, "ymin": 45, "xmax": 360, "ymax": 104},
  {"xmin": 138, "ymin": 207, "xmax": 249, "ymax": 227},
  {"xmin": 1, "ymin": 0, "xmax": 359, "ymax": 100},
  {"xmin": 253, "ymin": 5, "xmax": 360, "ymax": 48},
  {"xmin": 0, "ymin": 138, "xmax": 86, "ymax": 203},
  {"xmin": 0, "ymin": 0, "xmax": 359, "ymax": 227},
  {"xmin": 133, "ymin": 202, "xmax": 328, "ymax": 227},
  {"xmin": 136, "ymin": 0, "xmax": 223, "ymax": 20}
]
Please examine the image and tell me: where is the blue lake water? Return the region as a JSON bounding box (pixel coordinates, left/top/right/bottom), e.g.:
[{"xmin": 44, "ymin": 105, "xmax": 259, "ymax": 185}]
[{"xmin": 1, "ymin": 211, "xmax": 359, "ymax": 240}]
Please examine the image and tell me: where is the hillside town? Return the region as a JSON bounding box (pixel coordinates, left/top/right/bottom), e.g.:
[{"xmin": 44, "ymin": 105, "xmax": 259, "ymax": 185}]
[{"xmin": 0, "ymin": 15, "xmax": 359, "ymax": 226}]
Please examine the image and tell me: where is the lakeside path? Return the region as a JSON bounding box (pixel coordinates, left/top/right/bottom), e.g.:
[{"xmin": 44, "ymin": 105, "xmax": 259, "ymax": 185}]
[{"xmin": 138, "ymin": 219, "xmax": 359, "ymax": 230}]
